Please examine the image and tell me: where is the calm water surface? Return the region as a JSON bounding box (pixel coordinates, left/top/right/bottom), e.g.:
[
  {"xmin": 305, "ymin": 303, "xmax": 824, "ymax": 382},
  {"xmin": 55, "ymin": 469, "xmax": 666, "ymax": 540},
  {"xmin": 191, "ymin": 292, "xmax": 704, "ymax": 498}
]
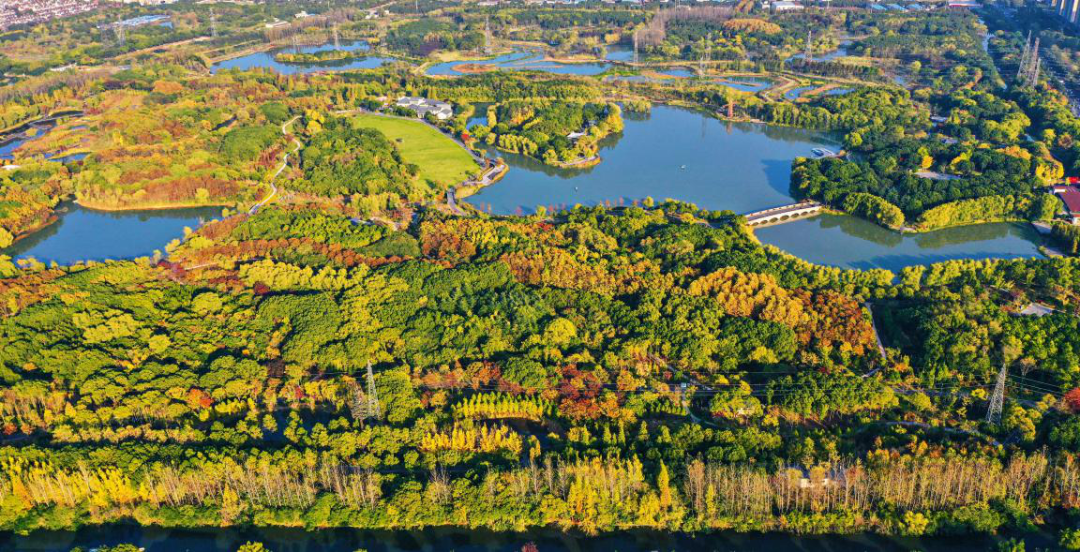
[
  {"xmin": 787, "ymin": 40, "xmax": 852, "ymax": 63},
  {"xmin": 467, "ymin": 106, "xmax": 1045, "ymax": 270},
  {"xmin": 427, "ymin": 50, "xmax": 612, "ymax": 76},
  {"xmin": 785, "ymin": 86, "xmax": 816, "ymax": 100},
  {"xmin": 714, "ymin": 77, "xmax": 773, "ymax": 92},
  {"xmin": 756, "ymin": 214, "xmax": 1045, "ymax": 271},
  {"xmin": 468, "ymin": 106, "xmax": 839, "ymax": 216},
  {"xmin": 212, "ymin": 41, "xmax": 399, "ymax": 74},
  {"xmin": 0, "ymin": 526, "xmax": 1055, "ymax": 552},
  {"xmin": 2, "ymin": 204, "xmax": 221, "ymax": 264}
]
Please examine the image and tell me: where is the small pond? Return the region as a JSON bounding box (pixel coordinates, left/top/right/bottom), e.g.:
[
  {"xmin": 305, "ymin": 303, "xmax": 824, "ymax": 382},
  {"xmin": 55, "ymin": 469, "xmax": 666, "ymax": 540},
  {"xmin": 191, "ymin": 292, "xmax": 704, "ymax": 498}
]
[{"xmin": 2, "ymin": 204, "xmax": 221, "ymax": 264}]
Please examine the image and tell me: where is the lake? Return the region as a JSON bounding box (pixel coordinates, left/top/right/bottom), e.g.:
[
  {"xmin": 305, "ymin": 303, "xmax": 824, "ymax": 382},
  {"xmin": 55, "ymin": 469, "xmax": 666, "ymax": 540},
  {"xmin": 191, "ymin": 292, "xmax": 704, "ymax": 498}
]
[
  {"xmin": 466, "ymin": 106, "xmax": 1046, "ymax": 271},
  {"xmin": 1, "ymin": 204, "xmax": 221, "ymax": 264},
  {"xmin": 0, "ymin": 525, "xmax": 1055, "ymax": 552},
  {"xmin": 212, "ymin": 41, "xmax": 400, "ymax": 74},
  {"xmin": 469, "ymin": 107, "xmax": 836, "ymax": 216}
]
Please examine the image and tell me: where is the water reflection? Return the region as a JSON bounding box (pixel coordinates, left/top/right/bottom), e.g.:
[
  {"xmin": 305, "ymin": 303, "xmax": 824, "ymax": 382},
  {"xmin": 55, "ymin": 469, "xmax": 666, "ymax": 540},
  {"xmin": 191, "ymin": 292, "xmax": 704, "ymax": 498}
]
[
  {"xmin": 467, "ymin": 105, "xmax": 1044, "ymax": 269},
  {"xmin": 466, "ymin": 106, "xmax": 839, "ymax": 216},
  {"xmin": 0, "ymin": 525, "xmax": 1055, "ymax": 552},
  {"xmin": 3, "ymin": 203, "xmax": 222, "ymax": 264},
  {"xmin": 427, "ymin": 50, "xmax": 613, "ymax": 76},
  {"xmin": 756, "ymin": 214, "xmax": 1044, "ymax": 271}
]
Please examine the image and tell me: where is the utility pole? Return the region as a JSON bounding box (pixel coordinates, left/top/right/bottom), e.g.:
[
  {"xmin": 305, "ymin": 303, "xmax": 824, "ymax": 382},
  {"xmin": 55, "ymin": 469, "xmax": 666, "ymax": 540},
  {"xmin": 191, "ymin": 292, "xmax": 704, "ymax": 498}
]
[
  {"xmin": 986, "ymin": 362, "xmax": 1008, "ymax": 425},
  {"xmin": 365, "ymin": 361, "xmax": 381, "ymax": 420}
]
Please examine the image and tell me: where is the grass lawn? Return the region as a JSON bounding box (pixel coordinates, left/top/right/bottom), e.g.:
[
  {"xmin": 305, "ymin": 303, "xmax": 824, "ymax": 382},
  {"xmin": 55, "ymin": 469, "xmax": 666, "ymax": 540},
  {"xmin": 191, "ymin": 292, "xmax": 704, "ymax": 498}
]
[{"xmin": 352, "ymin": 114, "xmax": 479, "ymax": 189}]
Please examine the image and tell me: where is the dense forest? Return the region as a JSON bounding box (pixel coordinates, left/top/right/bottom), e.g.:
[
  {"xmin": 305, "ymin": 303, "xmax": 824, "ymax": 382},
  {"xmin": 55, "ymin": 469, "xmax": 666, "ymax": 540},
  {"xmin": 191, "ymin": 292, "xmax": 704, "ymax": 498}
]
[
  {"xmin": 5, "ymin": 2, "xmax": 1080, "ymax": 550},
  {"xmin": 2, "ymin": 201, "xmax": 1080, "ymax": 542}
]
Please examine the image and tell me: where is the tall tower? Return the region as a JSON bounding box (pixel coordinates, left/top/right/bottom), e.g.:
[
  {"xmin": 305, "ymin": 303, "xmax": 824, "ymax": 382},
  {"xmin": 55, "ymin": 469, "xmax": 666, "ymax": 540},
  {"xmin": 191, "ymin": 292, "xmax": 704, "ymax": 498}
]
[
  {"xmin": 209, "ymin": 8, "xmax": 218, "ymax": 39},
  {"xmin": 805, "ymin": 29, "xmax": 813, "ymax": 63}
]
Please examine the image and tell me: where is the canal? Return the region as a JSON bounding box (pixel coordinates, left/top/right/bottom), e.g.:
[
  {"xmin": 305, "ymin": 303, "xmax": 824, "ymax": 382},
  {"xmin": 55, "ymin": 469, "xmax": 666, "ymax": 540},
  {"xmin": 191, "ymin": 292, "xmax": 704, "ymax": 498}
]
[{"xmin": 0, "ymin": 525, "xmax": 1056, "ymax": 552}]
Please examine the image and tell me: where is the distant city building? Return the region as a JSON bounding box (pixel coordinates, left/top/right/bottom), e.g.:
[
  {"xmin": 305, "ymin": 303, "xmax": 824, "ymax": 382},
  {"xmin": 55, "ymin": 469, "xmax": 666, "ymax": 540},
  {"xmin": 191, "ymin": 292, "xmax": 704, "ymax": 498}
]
[
  {"xmin": 1, "ymin": 0, "xmax": 99, "ymax": 30},
  {"xmin": 396, "ymin": 97, "xmax": 454, "ymax": 120}
]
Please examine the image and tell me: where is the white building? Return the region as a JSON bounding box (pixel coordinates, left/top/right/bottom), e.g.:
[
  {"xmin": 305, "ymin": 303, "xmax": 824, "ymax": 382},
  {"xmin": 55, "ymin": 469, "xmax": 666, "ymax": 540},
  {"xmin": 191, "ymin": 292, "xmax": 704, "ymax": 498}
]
[
  {"xmin": 772, "ymin": 1, "xmax": 805, "ymax": 11},
  {"xmin": 396, "ymin": 97, "xmax": 454, "ymax": 120}
]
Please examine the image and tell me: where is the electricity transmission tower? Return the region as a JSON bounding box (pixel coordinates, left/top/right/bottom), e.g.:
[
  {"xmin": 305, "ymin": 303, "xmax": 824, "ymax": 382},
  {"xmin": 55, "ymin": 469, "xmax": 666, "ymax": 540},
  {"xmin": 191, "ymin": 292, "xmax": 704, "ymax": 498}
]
[
  {"xmin": 483, "ymin": 14, "xmax": 492, "ymax": 56},
  {"xmin": 805, "ymin": 29, "xmax": 812, "ymax": 63},
  {"xmin": 633, "ymin": 30, "xmax": 639, "ymax": 65},
  {"xmin": 985, "ymin": 362, "xmax": 1008, "ymax": 424},
  {"xmin": 1016, "ymin": 32, "xmax": 1040, "ymax": 87},
  {"xmin": 1016, "ymin": 31, "xmax": 1031, "ymax": 80},
  {"xmin": 209, "ymin": 8, "xmax": 218, "ymax": 38},
  {"xmin": 365, "ymin": 361, "xmax": 381, "ymax": 419},
  {"xmin": 332, "ymin": 22, "xmax": 340, "ymax": 49},
  {"xmin": 347, "ymin": 361, "xmax": 381, "ymax": 422},
  {"xmin": 115, "ymin": 15, "xmax": 126, "ymax": 47},
  {"xmin": 699, "ymin": 32, "xmax": 711, "ymax": 73}
]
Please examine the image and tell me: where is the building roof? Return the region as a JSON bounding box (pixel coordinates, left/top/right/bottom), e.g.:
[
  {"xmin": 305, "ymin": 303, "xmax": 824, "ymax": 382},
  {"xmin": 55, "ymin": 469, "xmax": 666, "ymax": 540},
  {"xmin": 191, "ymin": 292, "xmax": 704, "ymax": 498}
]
[
  {"xmin": 1058, "ymin": 187, "xmax": 1080, "ymax": 214},
  {"xmin": 396, "ymin": 97, "xmax": 453, "ymax": 119}
]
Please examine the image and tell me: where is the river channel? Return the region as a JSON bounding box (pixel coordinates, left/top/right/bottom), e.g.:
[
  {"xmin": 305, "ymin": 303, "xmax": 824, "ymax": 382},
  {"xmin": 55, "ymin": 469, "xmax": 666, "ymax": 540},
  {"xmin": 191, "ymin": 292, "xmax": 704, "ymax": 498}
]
[{"xmin": 0, "ymin": 525, "xmax": 1056, "ymax": 552}]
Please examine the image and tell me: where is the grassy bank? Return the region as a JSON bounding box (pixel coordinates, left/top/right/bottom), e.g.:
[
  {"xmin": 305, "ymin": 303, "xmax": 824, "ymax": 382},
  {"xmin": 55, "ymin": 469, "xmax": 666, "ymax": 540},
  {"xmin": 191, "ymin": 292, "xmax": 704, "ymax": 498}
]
[{"xmin": 351, "ymin": 114, "xmax": 480, "ymax": 189}]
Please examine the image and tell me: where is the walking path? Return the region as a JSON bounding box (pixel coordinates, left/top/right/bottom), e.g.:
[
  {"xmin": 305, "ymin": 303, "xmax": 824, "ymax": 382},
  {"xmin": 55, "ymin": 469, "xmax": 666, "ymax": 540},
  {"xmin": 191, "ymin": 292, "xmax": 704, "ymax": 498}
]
[{"xmin": 249, "ymin": 115, "xmax": 301, "ymax": 215}]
